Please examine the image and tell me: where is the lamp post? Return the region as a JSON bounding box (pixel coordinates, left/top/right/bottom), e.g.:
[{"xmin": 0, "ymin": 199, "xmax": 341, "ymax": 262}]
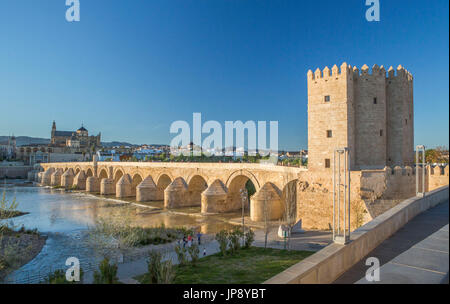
[
  {"xmin": 416, "ymin": 145, "xmax": 426, "ymax": 197},
  {"xmin": 240, "ymin": 188, "xmax": 248, "ymax": 245},
  {"xmin": 333, "ymin": 147, "xmax": 351, "ymax": 245}
]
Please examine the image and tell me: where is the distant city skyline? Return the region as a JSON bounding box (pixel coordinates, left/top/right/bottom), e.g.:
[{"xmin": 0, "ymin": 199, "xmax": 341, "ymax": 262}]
[{"xmin": 0, "ymin": 0, "xmax": 448, "ymax": 150}]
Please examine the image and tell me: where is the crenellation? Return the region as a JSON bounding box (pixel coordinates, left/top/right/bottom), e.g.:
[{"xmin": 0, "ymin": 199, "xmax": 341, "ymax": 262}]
[
  {"xmin": 323, "ymin": 66, "xmax": 331, "ymax": 78},
  {"xmin": 314, "ymin": 68, "xmax": 322, "ymax": 79},
  {"xmin": 431, "ymin": 165, "xmax": 448, "ymax": 176},
  {"xmin": 372, "ymin": 64, "xmax": 380, "ymax": 75},
  {"xmin": 332, "ymin": 64, "xmax": 339, "ymax": 76},
  {"xmin": 361, "ymin": 64, "xmax": 369, "ymax": 75},
  {"xmin": 379, "ymin": 65, "xmax": 386, "ymax": 77},
  {"xmin": 393, "ymin": 166, "xmax": 403, "ymax": 176},
  {"xmin": 404, "ymin": 166, "xmax": 413, "ymax": 176},
  {"xmin": 388, "ymin": 66, "xmax": 395, "ymax": 78}
]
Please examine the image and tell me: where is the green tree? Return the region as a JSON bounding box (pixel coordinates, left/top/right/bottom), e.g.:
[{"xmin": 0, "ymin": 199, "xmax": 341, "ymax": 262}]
[
  {"xmin": 245, "ymin": 180, "xmax": 256, "ymax": 201},
  {"xmin": 425, "ymin": 147, "xmax": 449, "ymax": 164}
]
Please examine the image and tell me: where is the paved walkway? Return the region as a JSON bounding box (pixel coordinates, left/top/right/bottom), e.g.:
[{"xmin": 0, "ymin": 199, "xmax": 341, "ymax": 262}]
[
  {"xmin": 83, "ymin": 235, "xmax": 220, "ymax": 284},
  {"xmin": 253, "ymin": 228, "xmax": 331, "ymax": 251},
  {"xmin": 82, "ymin": 227, "xmax": 331, "ymax": 283},
  {"xmin": 334, "ymin": 200, "xmax": 449, "ymax": 284}
]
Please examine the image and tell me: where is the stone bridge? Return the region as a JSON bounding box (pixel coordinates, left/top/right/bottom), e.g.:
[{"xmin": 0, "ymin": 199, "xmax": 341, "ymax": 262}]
[{"xmin": 34, "ymin": 161, "xmax": 305, "ymax": 222}]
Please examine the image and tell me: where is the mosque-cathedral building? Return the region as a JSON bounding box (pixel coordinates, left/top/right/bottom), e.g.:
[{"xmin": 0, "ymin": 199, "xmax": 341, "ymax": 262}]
[{"xmin": 51, "ymin": 121, "xmax": 101, "ymax": 150}]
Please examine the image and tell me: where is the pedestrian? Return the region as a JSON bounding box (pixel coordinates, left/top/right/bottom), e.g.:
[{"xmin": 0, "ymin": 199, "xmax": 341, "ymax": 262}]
[
  {"xmin": 197, "ymin": 231, "xmax": 202, "ymax": 245},
  {"xmin": 203, "ymin": 248, "xmax": 206, "ymax": 256},
  {"xmin": 188, "ymin": 235, "xmax": 192, "ymax": 247},
  {"xmin": 183, "ymin": 235, "xmax": 186, "ymax": 248}
]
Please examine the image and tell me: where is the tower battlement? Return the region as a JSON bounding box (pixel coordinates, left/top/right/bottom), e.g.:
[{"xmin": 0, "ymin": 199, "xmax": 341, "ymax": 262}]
[
  {"xmin": 307, "ymin": 62, "xmax": 414, "ymax": 171},
  {"xmin": 308, "ymin": 63, "xmax": 413, "ymax": 81}
]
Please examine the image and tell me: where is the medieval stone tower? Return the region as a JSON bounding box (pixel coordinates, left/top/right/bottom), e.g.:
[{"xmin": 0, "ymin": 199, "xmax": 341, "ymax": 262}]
[{"xmin": 307, "ymin": 63, "xmax": 414, "ymax": 171}]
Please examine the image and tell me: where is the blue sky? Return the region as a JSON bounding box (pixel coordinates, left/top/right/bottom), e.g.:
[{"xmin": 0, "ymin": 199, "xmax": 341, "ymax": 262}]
[{"xmin": 0, "ymin": 0, "xmax": 448, "ymax": 150}]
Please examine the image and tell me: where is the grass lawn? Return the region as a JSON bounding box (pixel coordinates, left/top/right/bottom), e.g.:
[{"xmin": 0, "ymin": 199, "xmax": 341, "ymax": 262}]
[{"xmin": 136, "ymin": 247, "xmax": 314, "ymax": 284}]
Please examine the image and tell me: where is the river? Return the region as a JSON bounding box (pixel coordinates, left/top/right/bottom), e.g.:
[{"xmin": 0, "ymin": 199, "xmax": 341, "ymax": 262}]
[{"xmin": 0, "ymin": 180, "xmax": 239, "ymax": 283}]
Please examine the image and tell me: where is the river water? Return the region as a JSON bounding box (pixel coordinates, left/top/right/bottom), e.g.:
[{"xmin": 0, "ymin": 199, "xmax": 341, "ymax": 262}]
[{"xmin": 0, "ymin": 180, "xmax": 238, "ymax": 283}]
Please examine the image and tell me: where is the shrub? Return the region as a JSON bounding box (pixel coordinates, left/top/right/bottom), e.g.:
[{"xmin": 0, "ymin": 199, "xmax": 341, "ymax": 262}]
[
  {"xmin": 93, "ymin": 257, "xmax": 119, "ymax": 284},
  {"xmin": 244, "ymin": 229, "xmax": 255, "ymax": 248},
  {"xmin": 156, "ymin": 260, "xmax": 176, "ymax": 284},
  {"xmin": 89, "ymin": 220, "xmax": 186, "ymax": 249},
  {"xmin": 0, "ymin": 190, "xmax": 19, "ymax": 219},
  {"xmin": 42, "ymin": 268, "xmax": 84, "ymax": 284},
  {"xmin": 228, "ymin": 228, "xmax": 243, "ymax": 254},
  {"xmin": 174, "ymin": 244, "xmax": 188, "ymax": 266},
  {"xmin": 215, "ymin": 230, "xmax": 229, "ymax": 256},
  {"xmin": 147, "ymin": 251, "xmax": 163, "ymax": 284},
  {"xmin": 146, "ymin": 250, "xmax": 176, "ymax": 284},
  {"xmin": 187, "ymin": 243, "xmax": 200, "ymax": 266}
]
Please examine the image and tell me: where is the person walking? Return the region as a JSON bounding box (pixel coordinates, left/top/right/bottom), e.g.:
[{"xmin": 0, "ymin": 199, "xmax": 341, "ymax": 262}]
[
  {"xmin": 197, "ymin": 231, "xmax": 202, "ymax": 245},
  {"xmin": 187, "ymin": 235, "xmax": 192, "ymax": 247},
  {"xmin": 183, "ymin": 235, "xmax": 187, "ymax": 248}
]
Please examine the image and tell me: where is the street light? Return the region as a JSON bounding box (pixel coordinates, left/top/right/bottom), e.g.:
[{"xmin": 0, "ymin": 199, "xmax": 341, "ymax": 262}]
[
  {"xmin": 333, "ymin": 147, "xmax": 351, "ymax": 245},
  {"xmin": 239, "ymin": 188, "xmax": 248, "ymax": 245}
]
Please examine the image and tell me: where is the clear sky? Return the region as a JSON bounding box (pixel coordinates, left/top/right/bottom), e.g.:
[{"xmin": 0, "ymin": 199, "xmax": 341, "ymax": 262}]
[{"xmin": 0, "ymin": 0, "xmax": 448, "ymax": 150}]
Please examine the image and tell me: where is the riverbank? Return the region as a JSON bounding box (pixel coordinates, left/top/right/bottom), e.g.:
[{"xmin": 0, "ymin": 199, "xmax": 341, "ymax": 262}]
[
  {"xmin": 0, "ymin": 229, "xmax": 47, "ymax": 282},
  {"xmin": 0, "ymin": 211, "xmax": 29, "ymax": 220}
]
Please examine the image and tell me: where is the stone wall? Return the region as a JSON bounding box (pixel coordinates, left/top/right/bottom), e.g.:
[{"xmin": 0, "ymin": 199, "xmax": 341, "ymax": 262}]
[
  {"xmin": 0, "ymin": 166, "xmax": 33, "ymax": 179},
  {"xmin": 264, "ymin": 185, "xmax": 449, "ymax": 284},
  {"xmin": 429, "ymin": 165, "xmax": 449, "ymax": 191},
  {"xmin": 297, "ymin": 165, "xmax": 449, "ymax": 230},
  {"xmin": 296, "ymin": 170, "xmax": 367, "ymax": 231}
]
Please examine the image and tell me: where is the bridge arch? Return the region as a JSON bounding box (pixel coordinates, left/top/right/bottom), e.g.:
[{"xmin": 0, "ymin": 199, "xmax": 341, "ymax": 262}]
[
  {"xmin": 156, "ymin": 173, "xmax": 172, "ymax": 200},
  {"xmin": 226, "ymin": 170, "xmax": 260, "ymax": 191},
  {"xmin": 129, "ymin": 169, "xmax": 144, "ymax": 181},
  {"xmin": 74, "ymin": 166, "xmax": 82, "ymax": 175},
  {"xmin": 113, "ymin": 167, "xmax": 125, "ymax": 180},
  {"xmin": 98, "ymin": 168, "xmax": 108, "ymax": 180},
  {"xmin": 187, "ymin": 175, "xmax": 208, "ymax": 205},
  {"xmin": 131, "ymin": 173, "xmax": 143, "ymax": 196},
  {"xmin": 85, "ymin": 168, "xmax": 94, "ymax": 177},
  {"xmin": 226, "ymin": 171, "xmax": 259, "ymax": 212},
  {"xmin": 113, "ymin": 169, "xmax": 124, "ymax": 184}
]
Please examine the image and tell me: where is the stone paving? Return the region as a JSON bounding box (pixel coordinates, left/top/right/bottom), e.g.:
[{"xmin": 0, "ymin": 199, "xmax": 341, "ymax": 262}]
[{"xmin": 334, "ymin": 201, "xmax": 449, "ymax": 284}]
